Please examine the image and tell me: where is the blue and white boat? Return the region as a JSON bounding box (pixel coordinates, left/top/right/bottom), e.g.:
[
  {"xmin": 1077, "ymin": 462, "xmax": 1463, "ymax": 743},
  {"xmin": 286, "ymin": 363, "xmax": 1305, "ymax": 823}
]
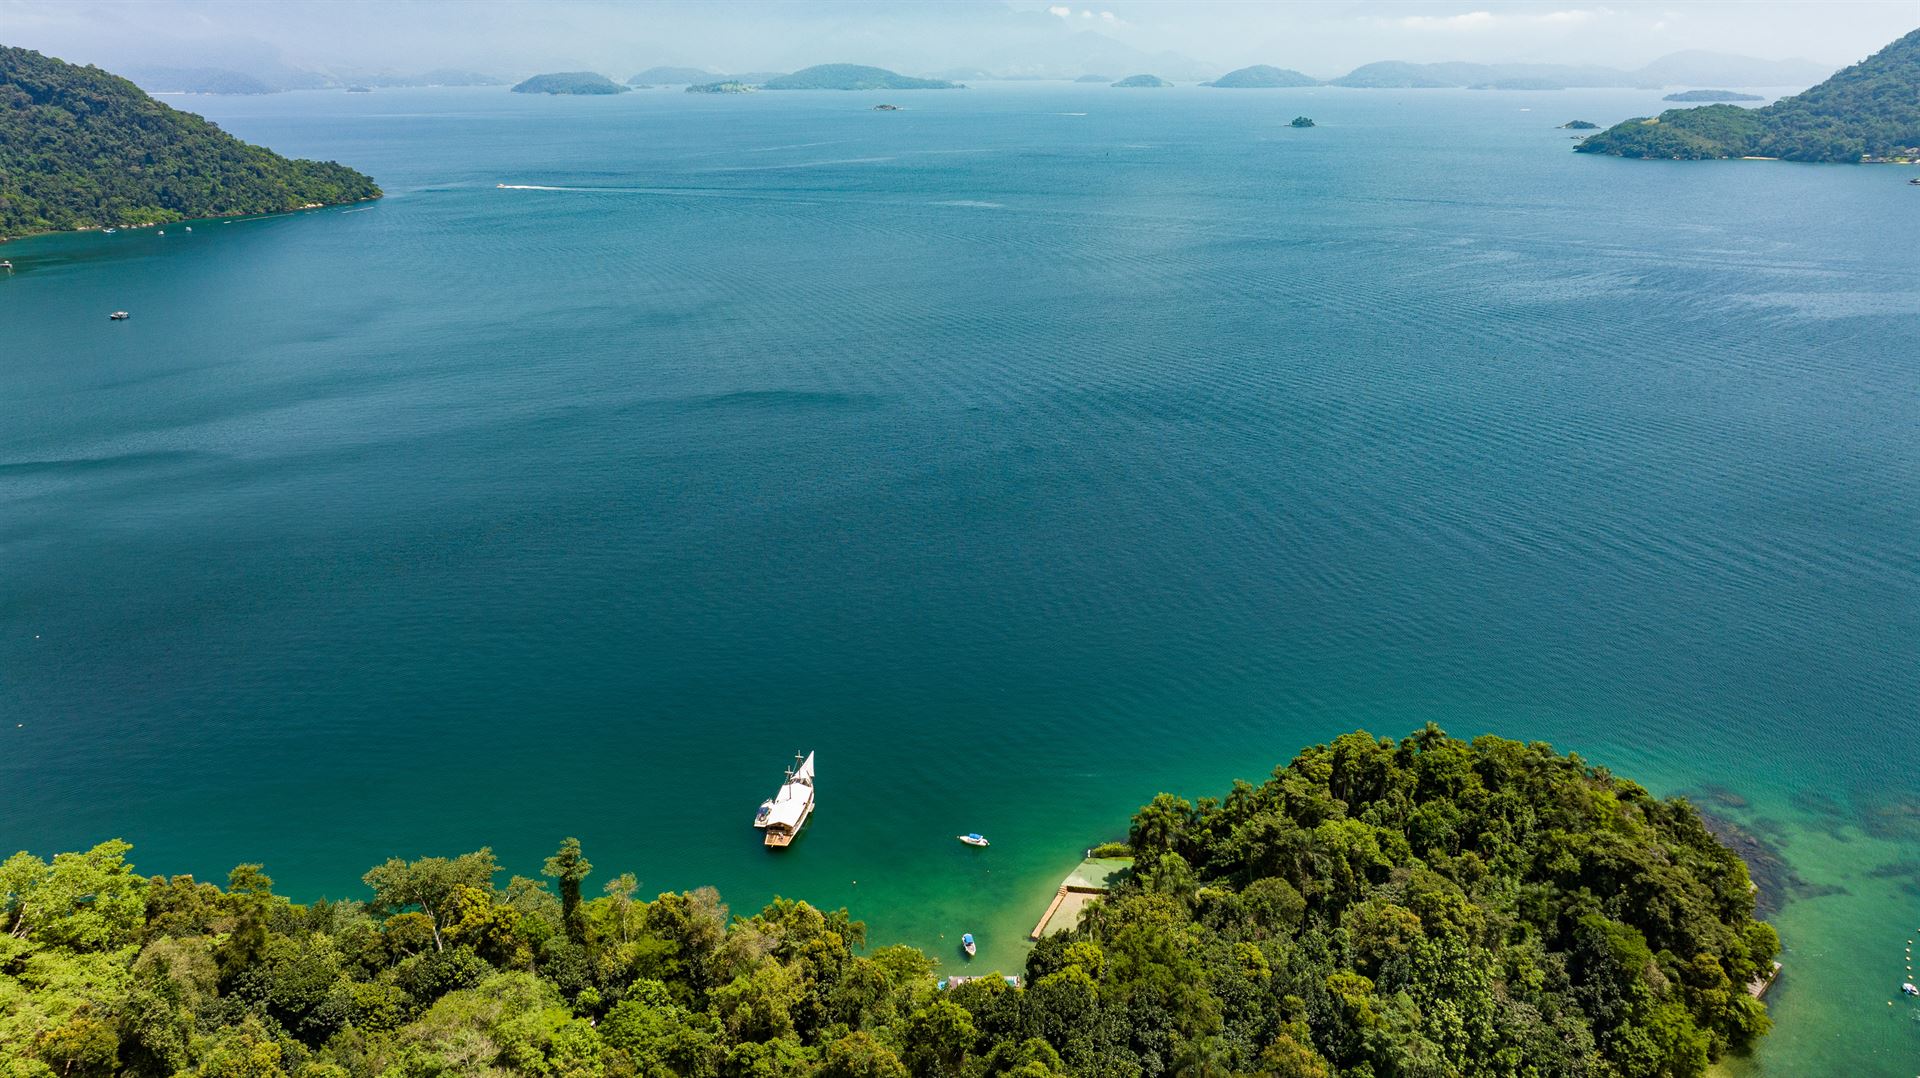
[
  {"xmin": 961, "ymin": 933, "xmax": 976, "ymax": 958},
  {"xmin": 957, "ymin": 833, "xmax": 989, "ymax": 847}
]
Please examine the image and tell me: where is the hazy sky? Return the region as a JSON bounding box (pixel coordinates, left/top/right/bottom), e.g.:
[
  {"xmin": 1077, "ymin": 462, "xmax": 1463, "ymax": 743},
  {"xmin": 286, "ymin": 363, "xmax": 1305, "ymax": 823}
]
[{"xmin": 2, "ymin": 0, "xmax": 1914, "ymax": 79}]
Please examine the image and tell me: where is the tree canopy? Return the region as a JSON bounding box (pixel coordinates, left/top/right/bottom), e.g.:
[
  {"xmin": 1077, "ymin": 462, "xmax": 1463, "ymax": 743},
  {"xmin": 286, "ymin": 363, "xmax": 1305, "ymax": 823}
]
[
  {"xmin": 1578, "ymin": 27, "xmax": 1920, "ymax": 162},
  {"xmin": 0, "ymin": 729, "xmax": 1774, "ymax": 1077},
  {"xmin": 0, "ymin": 46, "xmax": 380, "ymax": 237}
]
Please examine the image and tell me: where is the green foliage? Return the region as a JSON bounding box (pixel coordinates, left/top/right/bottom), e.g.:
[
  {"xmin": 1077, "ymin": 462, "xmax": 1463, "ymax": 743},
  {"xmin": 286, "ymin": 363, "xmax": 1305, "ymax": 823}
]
[
  {"xmin": 1580, "ymin": 27, "xmax": 1920, "ymax": 161},
  {"xmin": 0, "ymin": 47, "xmax": 380, "ymax": 236},
  {"xmin": 544, "ymin": 839, "xmax": 593, "ymax": 946},
  {"xmin": 0, "ymin": 728, "xmax": 1773, "ymax": 1078}
]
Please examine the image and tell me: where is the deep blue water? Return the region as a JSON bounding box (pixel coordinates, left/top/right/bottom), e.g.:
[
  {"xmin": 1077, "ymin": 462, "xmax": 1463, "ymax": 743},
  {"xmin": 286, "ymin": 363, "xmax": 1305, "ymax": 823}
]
[{"xmin": 2, "ymin": 83, "xmax": 1917, "ymax": 1073}]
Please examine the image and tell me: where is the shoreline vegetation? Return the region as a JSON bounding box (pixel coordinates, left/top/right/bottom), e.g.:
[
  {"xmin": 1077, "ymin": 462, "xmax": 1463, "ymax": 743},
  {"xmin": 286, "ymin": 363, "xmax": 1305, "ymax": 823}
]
[
  {"xmin": 1578, "ymin": 27, "xmax": 1920, "ymax": 162},
  {"xmin": 0, "ymin": 727, "xmax": 1775, "ymax": 1078},
  {"xmin": 0, "ymin": 47, "xmax": 380, "ymax": 241}
]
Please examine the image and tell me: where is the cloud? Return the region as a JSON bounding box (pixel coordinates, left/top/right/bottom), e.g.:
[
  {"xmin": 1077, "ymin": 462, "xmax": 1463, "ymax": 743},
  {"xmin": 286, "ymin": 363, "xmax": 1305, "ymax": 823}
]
[
  {"xmin": 1395, "ymin": 10, "xmax": 1496, "ymax": 31},
  {"xmin": 1100, "ymin": 10, "xmax": 1117, "ymax": 22},
  {"xmin": 1046, "ymin": 5, "xmax": 1070, "ymax": 16},
  {"xmin": 1386, "ymin": 8, "xmax": 1610, "ymax": 32}
]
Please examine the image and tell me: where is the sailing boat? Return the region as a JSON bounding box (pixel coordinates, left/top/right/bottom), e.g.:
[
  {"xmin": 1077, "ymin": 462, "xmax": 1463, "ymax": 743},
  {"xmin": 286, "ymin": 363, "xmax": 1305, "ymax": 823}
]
[{"xmin": 760, "ymin": 751, "xmax": 815, "ymax": 848}]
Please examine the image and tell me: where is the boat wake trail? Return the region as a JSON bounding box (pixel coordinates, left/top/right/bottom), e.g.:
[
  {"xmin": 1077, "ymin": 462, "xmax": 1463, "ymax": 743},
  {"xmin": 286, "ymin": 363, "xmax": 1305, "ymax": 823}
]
[{"xmin": 496, "ymin": 184, "xmax": 575, "ymax": 191}]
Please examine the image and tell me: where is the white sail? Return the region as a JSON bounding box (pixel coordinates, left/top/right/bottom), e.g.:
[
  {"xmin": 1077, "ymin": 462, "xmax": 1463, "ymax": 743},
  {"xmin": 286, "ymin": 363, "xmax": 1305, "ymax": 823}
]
[{"xmin": 792, "ymin": 752, "xmax": 815, "ymax": 786}]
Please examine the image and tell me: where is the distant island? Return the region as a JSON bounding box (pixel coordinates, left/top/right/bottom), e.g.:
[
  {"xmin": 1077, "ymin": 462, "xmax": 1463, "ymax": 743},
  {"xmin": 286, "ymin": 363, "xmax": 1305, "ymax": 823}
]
[
  {"xmin": 0, "ymin": 46, "xmax": 380, "ymax": 238},
  {"xmin": 345, "ymin": 85, "xmax": 372, "ymax": 94},
  {"xmin": 1073, "ymin": 73, "xmax": 1111, "ymax": 83},
  {"xmin": 0, "ymin": 727, "xmax": 1776, "ymax": 1078},
  {"xmin": 1664, "ymin": 89, "xmax": 1766, "ymax": 102},
  {"xmin": 1579, "ymin": 27, "xmax": 1920, "ymax": 162},
  {"xmin": 628, "ymin": 66, "xmax": 718, "ymax": 85},
  {"xmin": 1112, "ymin": 74, "xmax": 1171, "ymax": 88},
  {"xmin": 510, "ymin": 72, "xmax": 630, "ymax": 95},
  {"xmin": 1560, "ymin": 119, "xmax": 1600, "ymax": 129},
  {"xmin": 685, "ymin": 81, "xmax": 757, "ymax": 95},
  {"xmin": 760, "ymin": 64, "xmax": 960, "ymax": 90},
  {"xmin": 1290, "ymin": 115, "xmax": 1316, "ymax": 128},
  {"xmin": 1204, "ymin": 64, "xmax": 1319, "ymax": 88}
]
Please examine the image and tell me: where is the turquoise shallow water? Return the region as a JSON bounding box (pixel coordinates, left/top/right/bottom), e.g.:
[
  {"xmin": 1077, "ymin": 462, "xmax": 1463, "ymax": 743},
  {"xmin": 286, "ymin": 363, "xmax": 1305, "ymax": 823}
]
[{"xmin": 2, "ymin": 83, "xmax": 1917, "ymax": 1073}]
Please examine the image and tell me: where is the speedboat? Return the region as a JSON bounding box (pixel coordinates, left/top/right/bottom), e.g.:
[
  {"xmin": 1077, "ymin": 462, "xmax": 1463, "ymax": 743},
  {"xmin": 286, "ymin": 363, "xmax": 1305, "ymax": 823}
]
[
  {"xmin": 961, "ymin": 933, "xmax": 976, "ymax": 958},
  {"xmin": 102, "ymin": 228, "xmax": 117, "ymax": 234},
  {"xmin": 109, "ymin": 311, "xmax": 130, "ymax": 320},
  {"xmin": 958, "ymin": 833, "xmax": 989, "ymax": 847}
]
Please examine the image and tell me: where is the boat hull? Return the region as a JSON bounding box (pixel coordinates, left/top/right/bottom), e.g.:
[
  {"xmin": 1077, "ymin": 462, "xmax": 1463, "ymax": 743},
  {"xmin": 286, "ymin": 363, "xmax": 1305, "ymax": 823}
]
[{"xmin": 764, "ymin": 800, "xmax": 813, "ymax": 847}]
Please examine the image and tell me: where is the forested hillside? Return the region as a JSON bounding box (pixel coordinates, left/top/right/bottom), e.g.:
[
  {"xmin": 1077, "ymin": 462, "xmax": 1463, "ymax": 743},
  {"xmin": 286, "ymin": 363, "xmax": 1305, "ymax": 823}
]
[
  {"xmin": 0, "ymin": 728, "xmax": 1773, "ymax": 1077},
  {"xmin": 1579, "ymin": 27, "xmax": 1920, "ymax": 161},
  {"xmin": 0, "ymin": 46, "xmax": 379, "ymax": 237}
]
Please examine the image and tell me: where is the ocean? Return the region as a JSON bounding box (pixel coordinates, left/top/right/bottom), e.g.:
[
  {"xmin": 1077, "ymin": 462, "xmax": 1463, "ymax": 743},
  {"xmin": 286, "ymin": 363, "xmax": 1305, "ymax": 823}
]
[{"xmin": 1, "ymin": 82, "xmax": 1915, "ymax": 1073}]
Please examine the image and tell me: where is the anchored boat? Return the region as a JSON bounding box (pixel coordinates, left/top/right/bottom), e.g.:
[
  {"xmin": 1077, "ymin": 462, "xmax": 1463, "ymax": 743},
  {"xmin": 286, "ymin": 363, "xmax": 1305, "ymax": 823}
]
[
  {"xmin": 962, "ymin": 933, "xmax": 977, "ymax": 958},
  {"xmin": 759, "ymin": 751, "xmax": 815, "ymax": 848},
  {"xmin": 958, "ymin": 833, "xmax": 989, "ymax": 847}
]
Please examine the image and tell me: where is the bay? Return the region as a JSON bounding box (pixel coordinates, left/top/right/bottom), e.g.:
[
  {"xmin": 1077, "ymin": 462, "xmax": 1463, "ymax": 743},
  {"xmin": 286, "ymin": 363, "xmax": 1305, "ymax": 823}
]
[{"xmin": 1, "ymin": 82, "xmax": 1916, "ymax": 1074}]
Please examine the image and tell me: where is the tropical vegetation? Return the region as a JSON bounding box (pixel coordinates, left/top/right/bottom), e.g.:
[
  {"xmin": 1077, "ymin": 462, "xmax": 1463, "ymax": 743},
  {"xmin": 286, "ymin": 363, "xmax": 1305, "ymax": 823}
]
[
  {"xmin": 0, "ymin": 47, "xmax": 380, "ymax": 237},
  {"xmin": 0, "ymin": 727, "xmax": 1774, "ymax": 1077},
  {"xmin": 1579, "ymin": 27, "xmax": 1920, "ymax": 161}
]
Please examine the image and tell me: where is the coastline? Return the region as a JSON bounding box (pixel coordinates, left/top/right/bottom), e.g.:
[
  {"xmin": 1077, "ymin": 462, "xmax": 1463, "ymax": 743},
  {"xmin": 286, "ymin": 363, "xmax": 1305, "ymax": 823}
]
[{"xmin": 0, "ymin": 193, "xmax": 382, "ymax": 245}]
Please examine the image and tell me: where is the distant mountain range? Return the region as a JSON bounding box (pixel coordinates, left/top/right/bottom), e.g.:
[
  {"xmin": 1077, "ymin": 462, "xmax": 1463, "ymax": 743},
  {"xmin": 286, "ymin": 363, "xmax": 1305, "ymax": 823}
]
[
  {"xmin": 1578, "ymin": 28, "xmax": 1920, "ymax": 162},
  {"xmin": 761, "ymin": 64, "xmax": 960, "ymax": 91},
  {"xmin": 107, "ymin": 45, "xmax": 1838, "ymax": 97},
  {"xmin": 626, "ymin": 66, "xmax": 718, "ymax": 86},
  {"xmin": 124, "ymin": 64, "xmax": 505, "ymax": 94},
  {"xmin": 1328, "ymin": 51, "xmax": 1834, "ymax": 90}
]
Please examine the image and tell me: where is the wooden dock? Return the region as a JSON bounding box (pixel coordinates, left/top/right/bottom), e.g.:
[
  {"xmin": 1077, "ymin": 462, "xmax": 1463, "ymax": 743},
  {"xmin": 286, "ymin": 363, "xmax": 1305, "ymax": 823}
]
[
  {"xmin": 1747, "ymin": 961, "xmax": 1782, "ymax": 999},
  {"xmin": 1029, "ymin": 856, "xmax": 1134, "ymax": 940},
  {"xmin": 1030, "ymin": 886, "xmax": 1070, "ymax": 941}
]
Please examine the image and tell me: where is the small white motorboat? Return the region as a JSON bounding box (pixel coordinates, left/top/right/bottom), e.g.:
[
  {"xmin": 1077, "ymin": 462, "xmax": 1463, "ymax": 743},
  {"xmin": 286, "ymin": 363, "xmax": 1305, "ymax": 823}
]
[
  {"xmin": 958, "ymin": 833, "xmax": 989, "ymax": 847},
  {"xmin": 109, "ymin": 311, "xmax": 130, "ymax": 320},
  {"xmin": 961, "ymin": 933, "xmax": 977, "ymax": 958}
]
